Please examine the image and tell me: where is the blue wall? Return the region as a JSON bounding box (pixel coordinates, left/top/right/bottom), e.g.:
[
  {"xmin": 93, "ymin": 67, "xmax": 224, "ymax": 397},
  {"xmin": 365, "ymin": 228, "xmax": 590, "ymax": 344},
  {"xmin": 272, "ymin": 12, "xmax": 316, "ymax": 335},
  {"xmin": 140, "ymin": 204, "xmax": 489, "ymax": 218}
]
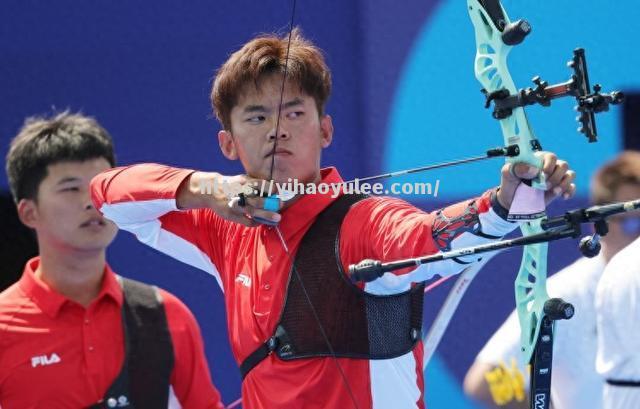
[{"xmin": 2, "ymin": 1, "xmax": 637, "ymax": 406}]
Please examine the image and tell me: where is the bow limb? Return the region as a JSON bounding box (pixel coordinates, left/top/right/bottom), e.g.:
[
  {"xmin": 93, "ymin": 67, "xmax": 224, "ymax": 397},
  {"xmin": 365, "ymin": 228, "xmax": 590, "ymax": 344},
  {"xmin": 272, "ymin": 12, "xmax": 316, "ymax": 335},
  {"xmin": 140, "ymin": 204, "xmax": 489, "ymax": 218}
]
[{"xmin": 467, "ymin": 0, "xmax": 550, "ymax": 366}]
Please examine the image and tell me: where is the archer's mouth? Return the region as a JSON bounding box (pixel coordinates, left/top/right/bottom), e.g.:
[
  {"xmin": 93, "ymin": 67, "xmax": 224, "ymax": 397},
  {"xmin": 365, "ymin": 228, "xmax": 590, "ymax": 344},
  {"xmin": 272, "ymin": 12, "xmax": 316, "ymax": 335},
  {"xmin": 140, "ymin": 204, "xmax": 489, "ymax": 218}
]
[
  {"xmin": 80, "ymin": 217, "xmax": 107, "ymax": 228},
  {"xmin": 264, "ymin": 149, "xmax": 293, "ymax": 158}
]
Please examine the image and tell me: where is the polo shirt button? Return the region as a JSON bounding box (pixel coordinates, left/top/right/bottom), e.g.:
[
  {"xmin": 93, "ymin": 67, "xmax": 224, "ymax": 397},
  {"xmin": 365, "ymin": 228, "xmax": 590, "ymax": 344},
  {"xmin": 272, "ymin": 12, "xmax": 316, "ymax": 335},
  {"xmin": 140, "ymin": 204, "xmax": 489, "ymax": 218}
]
[
  {"xmin": 263, "ymin": 284, "xmax": 271, "ymax": 290},
  {"xmin": 88, "ymin": 346, "xmax": 94, "ymax": 352},
  {"xmin": 84, "ymin": 319, "xmax": 90, "ymax": 325},
  {"xmin": 268, "ymin": 255, "xmax": 274, "ymax": 261}
]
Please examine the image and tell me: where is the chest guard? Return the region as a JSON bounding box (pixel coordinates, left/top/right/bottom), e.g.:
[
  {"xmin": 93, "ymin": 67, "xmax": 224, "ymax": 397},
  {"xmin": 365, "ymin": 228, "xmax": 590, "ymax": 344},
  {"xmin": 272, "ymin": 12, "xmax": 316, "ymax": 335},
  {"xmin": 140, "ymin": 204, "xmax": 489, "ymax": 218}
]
[{"xmin": 240, "ymin": 193, "xmax": 425, "ymax": 379}]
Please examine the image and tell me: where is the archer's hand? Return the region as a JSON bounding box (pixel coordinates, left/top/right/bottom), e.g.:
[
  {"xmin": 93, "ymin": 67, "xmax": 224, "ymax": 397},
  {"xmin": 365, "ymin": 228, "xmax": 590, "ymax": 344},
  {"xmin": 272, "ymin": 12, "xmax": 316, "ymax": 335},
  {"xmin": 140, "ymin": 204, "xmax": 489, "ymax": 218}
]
[
  {"xmin": 177, "ymin": 172, "xmax": 281, "ymax": 227},
  {"xmin": 496, "ymin": 152, "xmax": 576, "ymax": 210}
]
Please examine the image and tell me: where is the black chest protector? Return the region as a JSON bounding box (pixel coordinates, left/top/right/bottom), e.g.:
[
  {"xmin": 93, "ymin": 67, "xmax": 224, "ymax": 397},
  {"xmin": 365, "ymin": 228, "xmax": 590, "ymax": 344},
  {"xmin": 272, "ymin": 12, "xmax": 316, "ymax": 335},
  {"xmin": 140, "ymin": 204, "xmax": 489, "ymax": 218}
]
[
  {"xmin": 88, "ymin": 278, "xmax": 174, "ymax": 409},
  {"xmin": 240, "ymin": 194, "xmax": 425, "ymax": 379}
]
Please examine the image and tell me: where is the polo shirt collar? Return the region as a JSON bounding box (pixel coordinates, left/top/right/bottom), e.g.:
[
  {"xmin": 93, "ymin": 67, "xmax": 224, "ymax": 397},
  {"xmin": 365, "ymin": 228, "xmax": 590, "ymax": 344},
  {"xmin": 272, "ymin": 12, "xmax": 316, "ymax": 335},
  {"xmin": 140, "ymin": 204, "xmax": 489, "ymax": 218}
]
[{"xmin": 18, "ymin": 256, "xmax": 123, "ymax": 318}]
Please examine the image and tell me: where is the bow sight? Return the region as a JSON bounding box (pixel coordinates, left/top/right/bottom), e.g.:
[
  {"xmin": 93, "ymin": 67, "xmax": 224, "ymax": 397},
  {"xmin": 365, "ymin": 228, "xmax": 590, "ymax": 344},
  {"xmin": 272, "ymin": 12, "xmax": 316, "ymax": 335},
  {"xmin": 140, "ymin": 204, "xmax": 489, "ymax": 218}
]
[{"xmin": 478, "ymin": 0, "xmax": 624, "ymax": 142}]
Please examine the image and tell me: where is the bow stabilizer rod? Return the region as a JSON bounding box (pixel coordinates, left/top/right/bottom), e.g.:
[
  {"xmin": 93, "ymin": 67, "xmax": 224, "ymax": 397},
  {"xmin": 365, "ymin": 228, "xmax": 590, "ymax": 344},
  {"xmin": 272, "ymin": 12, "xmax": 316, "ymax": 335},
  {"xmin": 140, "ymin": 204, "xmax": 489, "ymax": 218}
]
[{"xmin": 349, "ymin": 198, "xmax": 640, "ymax": 281}]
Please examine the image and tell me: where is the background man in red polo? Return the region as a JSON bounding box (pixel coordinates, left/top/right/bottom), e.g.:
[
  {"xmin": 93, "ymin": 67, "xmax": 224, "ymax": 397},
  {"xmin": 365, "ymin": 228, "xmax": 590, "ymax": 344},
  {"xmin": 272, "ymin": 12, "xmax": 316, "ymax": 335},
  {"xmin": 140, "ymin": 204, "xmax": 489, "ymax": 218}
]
[
  {"xmin": 90, "ymin": 30, "xmax": 576, "ymax": 408},
  {"xmin": 1, "ymin": 112, "xmax": 223, "ymax": 408}
]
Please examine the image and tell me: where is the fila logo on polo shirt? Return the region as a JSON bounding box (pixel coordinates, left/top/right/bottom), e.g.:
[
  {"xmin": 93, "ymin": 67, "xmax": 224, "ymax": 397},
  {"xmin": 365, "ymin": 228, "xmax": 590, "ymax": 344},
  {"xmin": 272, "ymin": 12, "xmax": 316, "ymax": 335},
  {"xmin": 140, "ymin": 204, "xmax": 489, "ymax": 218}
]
[
  {"xmin": 31, "ymin": 352, "xmax": 61, "ymax": 368},
  {"xmin": 235, "ymin": 273, "xmax": 251, "ymax": 288}
]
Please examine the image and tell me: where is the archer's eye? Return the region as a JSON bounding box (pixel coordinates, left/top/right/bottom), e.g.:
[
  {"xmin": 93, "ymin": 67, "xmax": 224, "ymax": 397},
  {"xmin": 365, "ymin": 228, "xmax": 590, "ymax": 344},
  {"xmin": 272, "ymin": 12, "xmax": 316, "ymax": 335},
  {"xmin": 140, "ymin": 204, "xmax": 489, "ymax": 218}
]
[
  {"xmin": 286, "ymin": 111, "xmax": 304, "ymax": 119},
  {"xmin": 246, "ymin": 115, "xmax": 266, "ymax": 124},
  {"xmin": 61, "ymin": 187, "xmax": 80, "ymax": 192}
]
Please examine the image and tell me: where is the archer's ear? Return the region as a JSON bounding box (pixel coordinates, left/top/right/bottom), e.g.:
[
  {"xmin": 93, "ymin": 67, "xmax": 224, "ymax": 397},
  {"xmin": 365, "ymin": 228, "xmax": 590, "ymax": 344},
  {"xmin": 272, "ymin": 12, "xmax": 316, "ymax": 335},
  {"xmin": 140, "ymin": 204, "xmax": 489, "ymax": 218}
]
[
  {"xmin": 17, "ymin": 198, "xmax": 39, "ymax": 229},
  {"xmin": 320, "ymin": 115, "xmax": 334, "ymax": 148},
  {"xmin": 218, "ymin": 130, "xmax": 239, "ymax": 160}
]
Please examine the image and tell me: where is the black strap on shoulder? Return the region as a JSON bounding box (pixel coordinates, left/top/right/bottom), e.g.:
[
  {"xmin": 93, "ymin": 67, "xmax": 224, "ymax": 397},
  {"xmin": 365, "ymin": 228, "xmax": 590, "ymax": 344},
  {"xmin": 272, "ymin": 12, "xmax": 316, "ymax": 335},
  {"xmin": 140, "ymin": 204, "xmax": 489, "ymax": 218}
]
[
  {"xmin": 606, "ymin": 379, "xmax": 640, "ymax": 387},
  {"xmin": 89, "ymin": 277, "xmax": 174, "ymax": 409}
]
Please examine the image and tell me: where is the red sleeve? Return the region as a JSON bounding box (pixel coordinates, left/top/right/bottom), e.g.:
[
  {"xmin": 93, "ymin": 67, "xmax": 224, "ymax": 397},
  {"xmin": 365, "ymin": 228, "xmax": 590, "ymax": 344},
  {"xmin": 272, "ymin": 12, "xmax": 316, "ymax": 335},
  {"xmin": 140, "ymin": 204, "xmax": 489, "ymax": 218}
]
[
  {"xmin": 340, "ymin": 189, "xmax": 516, "ymax": 287},
  {"xmin": 161, "ymin": 289, "xmax": 225, "ymax": 409},
  {"xmin": 91, "ymin": 164, "xmax": 196, "ymax": 208},
  {"xmin": 90, "ymin": 164, "xmax": 229, "ymax": 289}
]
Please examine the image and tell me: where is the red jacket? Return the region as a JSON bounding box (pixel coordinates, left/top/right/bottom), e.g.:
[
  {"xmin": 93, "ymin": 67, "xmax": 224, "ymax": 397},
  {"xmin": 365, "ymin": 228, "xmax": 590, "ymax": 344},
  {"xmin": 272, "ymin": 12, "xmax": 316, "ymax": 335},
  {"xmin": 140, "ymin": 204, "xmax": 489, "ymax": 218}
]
[{"xmin": 90, "ymin": 164, "xmax": 516, "ymax": 408}]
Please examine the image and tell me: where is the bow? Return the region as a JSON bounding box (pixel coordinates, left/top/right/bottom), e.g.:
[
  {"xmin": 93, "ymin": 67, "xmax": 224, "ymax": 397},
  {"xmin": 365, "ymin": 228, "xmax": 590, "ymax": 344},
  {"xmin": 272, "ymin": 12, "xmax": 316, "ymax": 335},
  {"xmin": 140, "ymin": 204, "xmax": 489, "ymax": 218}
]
[
  {"xmin": 468, "ymin": 0, "xmax": 551, "ymax": 373},
  {"xmin": 468, "ymin": 1, "xmax": 622, "ymax": 407}
]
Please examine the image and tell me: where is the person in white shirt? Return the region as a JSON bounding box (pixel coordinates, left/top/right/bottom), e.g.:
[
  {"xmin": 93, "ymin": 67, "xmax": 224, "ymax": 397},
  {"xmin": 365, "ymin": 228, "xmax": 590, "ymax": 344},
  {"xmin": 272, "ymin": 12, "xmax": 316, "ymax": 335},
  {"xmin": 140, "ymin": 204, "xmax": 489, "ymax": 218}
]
[
  {"xmin": 463, "ymin": 151, "xmax": 640, "ymax": 409},
  {"xmin": 596, "ymin": 235, "xmax": 640, "ymax": 408}
]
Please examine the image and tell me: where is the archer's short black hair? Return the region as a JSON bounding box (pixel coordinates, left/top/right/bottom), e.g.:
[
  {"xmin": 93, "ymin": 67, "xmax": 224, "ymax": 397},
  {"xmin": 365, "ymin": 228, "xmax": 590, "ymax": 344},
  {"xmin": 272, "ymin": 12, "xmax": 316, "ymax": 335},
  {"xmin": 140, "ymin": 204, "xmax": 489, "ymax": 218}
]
[{"xmin": 5, "ymin": 111, "xmax": 115, "ymax": 203}]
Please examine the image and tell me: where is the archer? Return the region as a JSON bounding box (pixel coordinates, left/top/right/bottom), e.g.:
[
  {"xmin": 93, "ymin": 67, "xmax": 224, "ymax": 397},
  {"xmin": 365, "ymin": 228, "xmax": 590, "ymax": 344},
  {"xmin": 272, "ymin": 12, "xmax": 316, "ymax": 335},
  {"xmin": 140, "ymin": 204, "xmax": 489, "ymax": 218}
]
[{"xmin": 90, "ymin": 28, "xmax": 575, "ymax": 408}]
